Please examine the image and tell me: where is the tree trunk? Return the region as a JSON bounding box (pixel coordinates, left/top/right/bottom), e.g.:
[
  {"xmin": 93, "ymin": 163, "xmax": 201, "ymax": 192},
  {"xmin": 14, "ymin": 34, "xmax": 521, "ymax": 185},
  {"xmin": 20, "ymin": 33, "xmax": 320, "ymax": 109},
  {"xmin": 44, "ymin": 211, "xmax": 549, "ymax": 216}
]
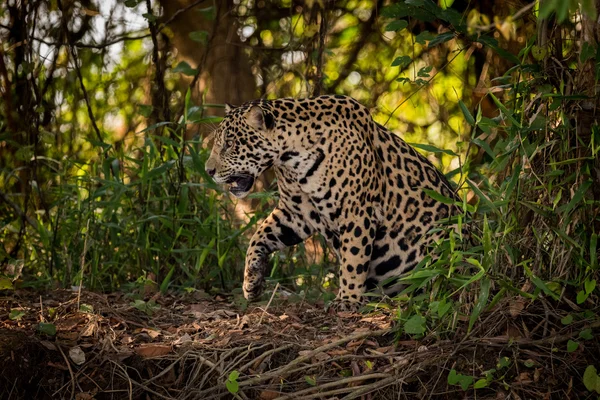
[{"xmin": 160, "ymin": 0, "xmax": 256, "ymax": 122}]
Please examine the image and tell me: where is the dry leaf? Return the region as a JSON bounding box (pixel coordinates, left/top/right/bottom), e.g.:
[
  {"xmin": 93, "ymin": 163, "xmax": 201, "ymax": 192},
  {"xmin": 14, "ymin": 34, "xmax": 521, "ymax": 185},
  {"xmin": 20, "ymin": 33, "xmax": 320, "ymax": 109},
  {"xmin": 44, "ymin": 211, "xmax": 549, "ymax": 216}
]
[
  {"xmin": 214, "ymin": 336, "xmax": 231, "ymax": 347},
  {"xmin": 313, "ymin": 352, "xmax": 331, "ymax": 362},
  {"xmin": 135, "ymin": 344, "xmax": 171, "ymax": 357},
  {"xmin": 239, "ymin": 315, "xmax": 251, "ymax": 329},
  {"xmin": 40, "ymin": 340, "xmax": 57, "ymax": 351},
  {"xmin": 69, "ymin": 346, "xmax": 86, "ymax": 365},
  {"xmin": 509, "ymin": 298, "xmax": 526, "ymax": 318},
  {"xmin": 174, "ymin": 333, "xmax": 192, "ymax": 345},
  {"xmin": 360, "ymin": 315, "xmax": 387, "ymax": 323},
  {"xmin": 372, "ymin": 346, "xmax": 393, "ymax": 354},
  {"xmin": 79, "ymin": 322, "xmax": 96, "ymax": 337},
  {"xmin": 141, "ymin": 328, "xmax": 161, "ymax": 339},
  {"xmin": 516, "ymin": 372, "xmax": 531, "ymax": 384},
  {"xmin": 396, "ymin": 340, "xmax": 418, "ymax": 347},
  {"xmin": 327, "ymin": 349, "xmax": 349, "ymax": 356},
  {"xmin": 56, "ymin": 316, "xmax": 87, "ymax": 331},
  {"xmin": 121, "ymin": 334, "xmax": 134, "ymax": 344},
  {"xmin": 506, "ymin": 325, "xmax": 522, "ymax": 339}
]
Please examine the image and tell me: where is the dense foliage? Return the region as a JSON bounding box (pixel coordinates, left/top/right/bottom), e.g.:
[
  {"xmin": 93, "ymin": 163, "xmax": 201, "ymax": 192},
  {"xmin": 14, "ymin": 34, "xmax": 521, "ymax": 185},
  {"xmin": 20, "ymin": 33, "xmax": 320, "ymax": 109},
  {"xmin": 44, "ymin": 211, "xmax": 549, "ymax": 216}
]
[{"xmin": 0, "ymin": 0, "xmax": 598, "ymax": 325}]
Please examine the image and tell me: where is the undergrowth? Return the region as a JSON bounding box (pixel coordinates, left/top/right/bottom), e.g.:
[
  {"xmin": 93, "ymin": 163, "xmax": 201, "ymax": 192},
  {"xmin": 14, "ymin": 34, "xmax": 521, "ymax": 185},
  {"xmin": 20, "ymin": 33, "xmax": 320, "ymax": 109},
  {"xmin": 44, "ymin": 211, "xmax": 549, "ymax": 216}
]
[{"xmin": 0, "ymin": 0, "xmax": 598, "ymax": 321}]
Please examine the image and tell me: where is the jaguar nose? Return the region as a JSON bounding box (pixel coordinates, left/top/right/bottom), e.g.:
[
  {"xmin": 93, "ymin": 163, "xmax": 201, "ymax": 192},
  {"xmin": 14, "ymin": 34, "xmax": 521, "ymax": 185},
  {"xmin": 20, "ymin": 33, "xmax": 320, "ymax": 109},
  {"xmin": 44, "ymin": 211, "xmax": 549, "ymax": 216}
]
[{"xmin": 206, "ymin": 168, "xmax": 216, "ymax": 177}]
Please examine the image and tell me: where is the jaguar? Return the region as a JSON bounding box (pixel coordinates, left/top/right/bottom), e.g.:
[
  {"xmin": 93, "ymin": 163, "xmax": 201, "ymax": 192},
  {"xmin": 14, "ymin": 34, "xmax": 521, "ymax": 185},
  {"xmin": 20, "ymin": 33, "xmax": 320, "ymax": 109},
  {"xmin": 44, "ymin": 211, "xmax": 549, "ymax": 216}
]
[{"xmin": 205, "ymin": 95, "xmax": 459, "ymax": 307}]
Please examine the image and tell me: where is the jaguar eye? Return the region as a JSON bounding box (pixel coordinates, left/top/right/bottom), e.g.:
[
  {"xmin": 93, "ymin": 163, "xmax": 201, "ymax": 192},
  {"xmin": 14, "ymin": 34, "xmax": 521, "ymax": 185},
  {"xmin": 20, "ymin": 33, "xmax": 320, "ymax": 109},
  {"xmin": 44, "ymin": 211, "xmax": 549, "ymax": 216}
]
[{"xmin": 225, "ymin": 139, "xmax": 235, "ymax": 150}]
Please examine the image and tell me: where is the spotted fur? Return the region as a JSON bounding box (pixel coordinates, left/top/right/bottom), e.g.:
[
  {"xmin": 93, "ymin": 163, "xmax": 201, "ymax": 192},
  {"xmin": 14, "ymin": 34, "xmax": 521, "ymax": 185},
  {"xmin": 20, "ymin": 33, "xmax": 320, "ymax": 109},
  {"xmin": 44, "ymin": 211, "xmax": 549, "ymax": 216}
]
[{"xmin": 205, "ymin": 95, "xmax": 458, "ymax": 305}]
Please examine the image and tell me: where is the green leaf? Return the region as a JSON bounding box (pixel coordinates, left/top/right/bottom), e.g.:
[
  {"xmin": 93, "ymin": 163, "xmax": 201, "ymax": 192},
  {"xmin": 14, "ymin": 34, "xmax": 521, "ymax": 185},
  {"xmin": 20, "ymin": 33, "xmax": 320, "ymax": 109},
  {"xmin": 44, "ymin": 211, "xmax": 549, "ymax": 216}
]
[
  {"xmin": 577, "ymin": 290, "xmax": 589, "ymax": 304},
  {"xmin": 477, "ymin": 35, "xmax": 521, "ymax": 65},
  {"xmin": 585, "ymin": 279, "xmax": 596, "ymax": 294},
  {"xmin": 531, "ymin": 45, "xmax": 547, "ymax": 61},
  {"xmin": 428, "ymin": 32, "xmax": 454, "ymax": 47},
  {"xmin": 583, "ymin": 365, "xmax": 600, "ymax": 394},
  {"xmin": 160, "ymin": 266, "xmax": 175, "ymax": 294},
  {"xmin": 189, "ymin": 30, "xmax": 209, "ymax": 44},
  {"xmin": 523, "ymin": 263, "xmax": 559, "ymax": 300},
  {"xmin": 142, "ymin": 13, "xmax": 157, "ymax": 22},
  {"xmin": 138, "ymin": 104, "xmax": 153, "ymax": 118},
  {"xmin": 79, "ymin": 304, "xmax": 94, "ymax": 313},
  {"xmin": 459, "ymin": 375, "xmax": 473, "ymax": 391},
  {"xmin": 385, "ymin": 20, "xmax": 408, "ymax": 32},
  {"xmin": 473, "ymin": 378, "xmax": 488, "ymax": 389},
  {"xmin": 497, "ymin": 356, "xmax": 510, "ymax": 369},
  {"xmin": 9, "ymin": 309, "xmax": 25, "ymax": 321},
  {"xmin": 469, "ymin": 277, "xmax": 490, "ymax": 332},
  {"xmin": 173, "ymin": 61, "xmax": 198, "ymax": 76},
  {"xmin": 0, "ymin": 277, "xmax": 14, "ymax": 290},
  {"xmin": 561, "ymin": 314, "xmax": 573, "ymax": 325},
  {"xmin": 579, "ymin": 328, "xmax": 593, "ymax": 340},
  {"xmin": 458, "ymin": 100, "xmax": 475, "ymax": 126},
  {"xmin": 391, "ymin": 55, "xmax": 412, "ymax": 68},
  {"xmin": 225, "ymin": 379, "xmax": 239, "ymax": 394},
  {"xmin": 196, "ymin": 6, "xmax": 216, "ymax": 19},
  {"xmin": 489, "ymin": 93, "xmax": 522, "ymax": 128},
  {"xmin": 422, "ymin": 188, "xmax": 458, "ymax": 205},
  {"xmin": 404, "ymin": 314, "xmax": 426, "ymax": 335},
  {"xmin": 415, "ymin": 31, "xmax": 436, "ymax": 45},
  {"xmin": 408, "ymin": 142, "xmax": 458, "ymax": 156},
  {"xmin": 557, "ymin": 180, "xmax": 592, "ymax": 214},
  {"xmin": 448, "ymin": 369, "xmax": 459, "ymax": 384},
  {"xmin": 580, "ymin": 0, "xmax": 598, "ymax": 20},
  {"xmin": 567, "ymin": 339, "xmax": 579, "ymax": 353},
  {"xmin": 37, "ymin": 323, "xmax": 57, "ymax": 336},
  {"xmin": 580, "ymin": 42, "xmax": 596, "ymax": 63},
  {"xmin": 418, "ymin": 65, "xmax": 433, "ymax": 77},
  {"xmin": 228, "ymin": 370, "xmax": 240, "ymax": 381},
  {"xmin": 305, "ymin": 375, "xmax": 317, "ymax": 386}
]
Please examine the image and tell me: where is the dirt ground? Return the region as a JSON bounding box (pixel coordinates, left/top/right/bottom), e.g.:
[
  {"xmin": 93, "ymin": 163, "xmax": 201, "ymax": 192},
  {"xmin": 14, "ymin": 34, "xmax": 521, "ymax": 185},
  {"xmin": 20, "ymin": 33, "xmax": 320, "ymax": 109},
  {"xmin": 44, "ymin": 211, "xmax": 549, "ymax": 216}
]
[{"xmin": 1, "ymin": 289, "xmax": 598, "ymax": 399}]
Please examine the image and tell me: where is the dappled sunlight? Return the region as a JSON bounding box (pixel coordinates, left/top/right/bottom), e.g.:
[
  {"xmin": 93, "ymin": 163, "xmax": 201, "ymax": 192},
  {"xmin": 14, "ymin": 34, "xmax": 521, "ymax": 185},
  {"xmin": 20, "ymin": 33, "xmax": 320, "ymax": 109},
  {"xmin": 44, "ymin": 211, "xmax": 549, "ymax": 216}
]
[{"xmin": 1, "ymin": 0, "xmax": 599, "ymax": 398}]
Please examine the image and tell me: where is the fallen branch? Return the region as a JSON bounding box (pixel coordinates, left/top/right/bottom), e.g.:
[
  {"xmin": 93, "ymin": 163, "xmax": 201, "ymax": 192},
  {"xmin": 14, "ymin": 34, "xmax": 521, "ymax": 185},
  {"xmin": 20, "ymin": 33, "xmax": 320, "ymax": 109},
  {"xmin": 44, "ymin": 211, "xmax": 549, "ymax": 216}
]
[
  {"xmin": 191, "ymin": 328, "xmax": 391, "ymax": 398},
  {"xmin": 272, "ymin": 372, "xmax": 393, "ymax": 400}
]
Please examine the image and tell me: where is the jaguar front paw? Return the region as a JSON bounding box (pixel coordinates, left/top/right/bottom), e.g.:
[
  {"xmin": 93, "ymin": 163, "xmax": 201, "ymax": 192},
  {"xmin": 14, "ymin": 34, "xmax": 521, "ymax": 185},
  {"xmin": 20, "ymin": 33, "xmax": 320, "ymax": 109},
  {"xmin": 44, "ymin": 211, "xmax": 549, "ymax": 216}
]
[
  {"xmin": 243, "ymin": 260, "xmax": 266, "ymax": 302},
  {"xmin": 243, "ymin": 278, "xmax": 265, "ymax": 301},
  {"xmin": 326, "ymin": 296, "xmax": 364, "ymax": 313}
]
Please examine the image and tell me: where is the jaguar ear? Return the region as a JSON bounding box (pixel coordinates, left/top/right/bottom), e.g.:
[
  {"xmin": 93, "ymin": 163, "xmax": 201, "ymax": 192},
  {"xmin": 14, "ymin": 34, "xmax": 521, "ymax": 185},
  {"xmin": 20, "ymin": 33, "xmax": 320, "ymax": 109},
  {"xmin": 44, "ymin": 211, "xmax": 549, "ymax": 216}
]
[
  {"xmin": 224, "ymin": 103, "xmax": 235, "ymax": 115},
  {"xmin": 245, "ymin": 105, "xmax": 274, "ymax": 131}
]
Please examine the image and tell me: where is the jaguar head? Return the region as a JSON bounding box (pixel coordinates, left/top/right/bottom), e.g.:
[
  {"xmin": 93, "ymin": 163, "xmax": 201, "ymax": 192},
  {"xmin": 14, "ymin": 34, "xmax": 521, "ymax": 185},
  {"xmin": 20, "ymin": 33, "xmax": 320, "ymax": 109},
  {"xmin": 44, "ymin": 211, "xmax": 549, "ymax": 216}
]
[{"xmin": 205, "ymin": 103, "xmax": 278, "ymax": 198}]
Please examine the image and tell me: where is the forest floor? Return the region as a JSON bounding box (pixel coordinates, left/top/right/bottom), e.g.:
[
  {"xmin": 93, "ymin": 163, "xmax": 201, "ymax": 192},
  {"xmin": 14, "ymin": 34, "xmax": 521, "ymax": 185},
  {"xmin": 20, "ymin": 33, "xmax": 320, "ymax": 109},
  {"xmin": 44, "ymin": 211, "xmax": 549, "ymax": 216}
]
[{"xmin": 0, "ymin": 289, "xmax": 598, "ymax": 399}]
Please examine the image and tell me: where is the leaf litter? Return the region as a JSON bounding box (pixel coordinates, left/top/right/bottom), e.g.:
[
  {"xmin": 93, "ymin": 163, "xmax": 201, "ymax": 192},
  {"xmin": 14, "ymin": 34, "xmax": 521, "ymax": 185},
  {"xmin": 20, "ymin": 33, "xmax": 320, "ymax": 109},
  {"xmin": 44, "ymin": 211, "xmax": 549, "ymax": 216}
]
[{"xmin": 0, "ymin": 289, "xmax": 598, "ymax": 399}]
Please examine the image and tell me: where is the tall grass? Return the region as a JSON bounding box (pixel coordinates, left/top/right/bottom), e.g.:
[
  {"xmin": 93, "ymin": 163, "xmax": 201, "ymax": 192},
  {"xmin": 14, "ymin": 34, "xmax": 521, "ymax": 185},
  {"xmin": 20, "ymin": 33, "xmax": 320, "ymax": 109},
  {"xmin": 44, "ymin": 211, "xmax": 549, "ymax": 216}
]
[
  {"xmin": 1, "ymin": 104, "xmax": 264, "ymax": 294},
  {"xmin": 392, "ymin": 40, "xmax": 599, "ymax": 336}
]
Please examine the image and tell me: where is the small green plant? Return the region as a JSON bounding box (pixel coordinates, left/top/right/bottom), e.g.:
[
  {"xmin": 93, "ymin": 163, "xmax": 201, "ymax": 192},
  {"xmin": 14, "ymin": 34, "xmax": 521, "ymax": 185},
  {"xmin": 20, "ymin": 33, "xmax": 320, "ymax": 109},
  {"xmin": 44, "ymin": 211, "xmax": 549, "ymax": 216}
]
[
  {"xmin": 567, "ymin": 339, "xmax": 579, "ymax": 353},
  {"xmin": 447, "ymin": 369, "xmax": 473, "ymax": 391},
  {"xmin": 225, "ymin": 370, "xmax": 240, "ymax": 394},
  {"xmin": 130, "ymin": 299, "xmax": 161, "ymax": 316},
  {"xmin": 37, "ymin": 323, "xmax": 57, "ymax": 336},
  {"xmin": 9, "ymin": 309, "xmax": 25, "ymax": 321},
  {"xmin": 583, "ymin": 365, "xmax": 600, "ymax": 394},
  {"xmin": 304, "ymin": 375, "xmax": 317, "ymax": 386}
]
